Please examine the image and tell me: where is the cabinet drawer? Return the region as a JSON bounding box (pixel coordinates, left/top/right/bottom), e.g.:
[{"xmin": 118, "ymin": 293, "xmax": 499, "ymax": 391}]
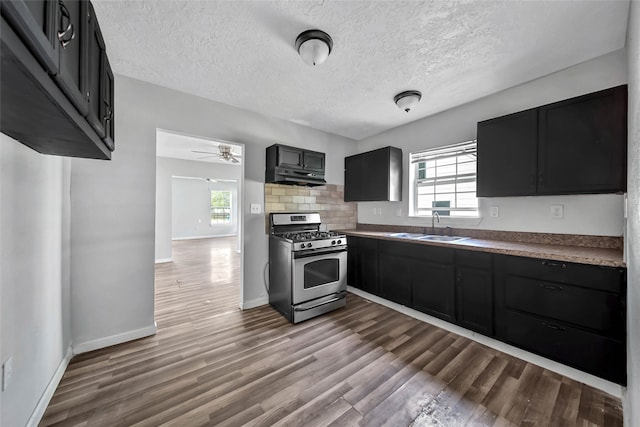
[
  {"xmin": 505, "ymin": 276, "xmax": 624, "ymax": 336},
  {"xmin": 501, "ymin": 255, "xmax": 624, "ymax": 292},
  {"xmin": 456, "ymin": 250, "xmax": 491, "ymax": 269},
  {"xmin": 504, "ymin": 310, "xmax": 625, "ymax": 384}
]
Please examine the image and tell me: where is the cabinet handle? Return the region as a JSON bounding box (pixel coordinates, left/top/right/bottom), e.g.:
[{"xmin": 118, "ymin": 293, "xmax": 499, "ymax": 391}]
[
  {"xmin": 529, "ymin": 175, "xmax": 535, "ymax": 185},
  {"xmin": 57, "ymin": 1, "xmax": 75, "ymax": 48},
  {"xmin": 541, "ymin": 260, "xmax": 566, "ymax": 268},
  {"xmin": 543, "ymin": 322, "xmax": 566, "ymax": 332},
  {"xmin": 538, "ymin": 283, "xmax": 563, "ymax": 291},
  {"xmin": 538, "ymin": 174, "xmax": 544, "ymax": 185}
]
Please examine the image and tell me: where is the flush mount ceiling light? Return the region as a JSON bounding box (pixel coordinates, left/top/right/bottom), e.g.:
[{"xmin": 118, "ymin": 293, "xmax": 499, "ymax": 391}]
[
  {"xmin": 295, "ymin": 29, "xmax": 333, "ymax": 66},
  {"xmin": 394, "ymin": 90, "xmax": 422, "ymax": 113}
]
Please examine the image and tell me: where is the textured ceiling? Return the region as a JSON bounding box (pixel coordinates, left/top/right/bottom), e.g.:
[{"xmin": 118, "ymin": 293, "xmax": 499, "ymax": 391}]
[
  {"xmin": 156, "ymin": 129, "xmax": 243, "ymax": 165},
  {"xmin": 94, "ymin": 0, "xmax": 630, "ymax": 141}
]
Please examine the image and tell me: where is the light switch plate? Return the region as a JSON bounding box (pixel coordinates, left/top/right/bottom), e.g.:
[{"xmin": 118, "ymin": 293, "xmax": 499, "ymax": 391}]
[
  {"xmin": 551, "ymin": 205, "xmax": 564, "ymax": 219},
  {"xmin": 490, "ymin": 206, "xmax": 499, "ymax": 218},
  {"xmin": 250, "ymin": 203, "xmax": 261, "ymax": 214}
]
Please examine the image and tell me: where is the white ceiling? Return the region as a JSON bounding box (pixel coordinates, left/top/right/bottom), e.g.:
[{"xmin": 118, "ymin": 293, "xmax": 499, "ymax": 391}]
[
  {"xmin": 94, "ymin": 0, "xmax": 630, "ymax": 141},
  {"xmin": 156, "ymin": 129, "xmax": 243, "ymax": 164}
]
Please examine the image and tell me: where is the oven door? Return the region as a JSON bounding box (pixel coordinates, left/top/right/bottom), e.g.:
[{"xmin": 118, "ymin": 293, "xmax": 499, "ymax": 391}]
[{"xmin": 292, "ymin": 248, "xmax": 347, "ymax": 304}]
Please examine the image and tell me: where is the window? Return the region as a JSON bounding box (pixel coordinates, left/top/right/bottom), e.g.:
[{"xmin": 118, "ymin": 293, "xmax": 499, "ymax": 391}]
[
  {"xmin": 210, "ymin": 191, "xmax": 232, "ymax": 225},
  {"xmin": 410, "ymin": 140, "xmax": 478, "ymax": 217}
]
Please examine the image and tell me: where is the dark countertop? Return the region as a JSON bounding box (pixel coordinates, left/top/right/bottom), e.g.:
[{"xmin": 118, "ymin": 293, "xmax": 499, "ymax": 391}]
[{"xmin": 342, "ymin": 230, "xmax": 626, "ymax": 268}]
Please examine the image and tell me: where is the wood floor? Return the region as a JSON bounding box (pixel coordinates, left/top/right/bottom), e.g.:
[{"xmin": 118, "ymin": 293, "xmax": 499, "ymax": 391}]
[{"xmin": 40, "ymin": 237, "xmax": 622, "ymax": 426}]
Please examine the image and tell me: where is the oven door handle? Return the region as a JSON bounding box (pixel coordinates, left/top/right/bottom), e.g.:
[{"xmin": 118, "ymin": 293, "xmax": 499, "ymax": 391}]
[
  {"xmin": 293, "ymin": 292, "xmax": 347, "ymax": 311},
  {"xmin": 293, "ymin": 247, "xmax": 347, "ymax": 259}
]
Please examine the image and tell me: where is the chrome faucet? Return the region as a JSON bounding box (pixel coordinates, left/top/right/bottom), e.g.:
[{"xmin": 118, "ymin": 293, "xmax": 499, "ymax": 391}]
[{"xmin": 432, "ymin": 211, "xmax": 440, "ymax": 234}]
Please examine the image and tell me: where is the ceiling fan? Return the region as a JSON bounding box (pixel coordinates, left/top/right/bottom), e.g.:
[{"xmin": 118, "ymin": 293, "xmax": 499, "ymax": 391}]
[{"xmin": 192, "ymin": 145, "xmax": 241, "ymax": 163}]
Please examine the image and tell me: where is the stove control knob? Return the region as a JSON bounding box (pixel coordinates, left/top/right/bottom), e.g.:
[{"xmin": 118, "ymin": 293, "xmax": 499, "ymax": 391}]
[
  {"xmin": 308, "ymin": 243, "xmax": 312, "ymax": 248},
  {"xmin": 301, "ymin": 243, "xmax": 306, "ymax": 248},
  {"xmin": 331, "ymin": 240, "xmax": 336, "ymax": 245},
  {"xmin": 337, "ymin": 240, "xmax": 342, "ymax": 245}
]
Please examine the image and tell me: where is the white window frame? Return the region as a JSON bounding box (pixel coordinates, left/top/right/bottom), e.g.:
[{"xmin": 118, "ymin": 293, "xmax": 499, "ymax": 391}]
[
  {"xmin": 210, "ymin": 190, "xmax": 232, "ymax": 225},
  {"xmin": 410, "ymin": 140, "xmax": 479, "ymax": 218}
]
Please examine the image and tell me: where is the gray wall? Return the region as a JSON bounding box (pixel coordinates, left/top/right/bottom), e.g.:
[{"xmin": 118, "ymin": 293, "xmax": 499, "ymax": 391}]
[
  {"xmin": 0, "ymin": 136, "xmax": 72, "ymax": 427},
  {"xmin": 155, "ymin": 156, "xmax": 242, "ymax": 261},
  {"xmin": 171, "ymin": 178, "xmax": 238, "ymax": 239},
  {"xmin": 357, "ymin": 49, "xmax": 627, "ymax": 237},
  {"xmin": 625, "ymin": 1, "xmax": 639, "ymax": 425}
]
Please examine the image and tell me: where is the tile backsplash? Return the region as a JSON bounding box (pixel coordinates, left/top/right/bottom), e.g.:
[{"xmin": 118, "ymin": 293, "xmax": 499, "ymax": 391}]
[{"xmin": 264, "ymin": 183, "xmax": 357, "ymax": 232}]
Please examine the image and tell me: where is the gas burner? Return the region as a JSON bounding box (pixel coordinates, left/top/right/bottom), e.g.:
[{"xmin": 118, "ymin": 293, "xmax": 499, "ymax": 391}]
[{"xmin": 282, "ymin": 231, "xmax": 343, "ymax": 242}]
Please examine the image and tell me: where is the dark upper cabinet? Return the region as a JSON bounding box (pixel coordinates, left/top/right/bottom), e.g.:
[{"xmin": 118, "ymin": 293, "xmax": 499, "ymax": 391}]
[
  {"xmin": 455, "ymin": 251, "xmax": 493, "ymax": 336},
  {"xmin": 1, "ymin": 0, "xmax": 113, "ymax": 159},
  {"xmin": 477, "ymin": 85, "xmax": 627, "ymax": 197},
  {"xmin": 538, "ymin": 86, "xmax": 627, "ymax": 194},
  {"xmin": 344, "ymin": 146, "xmax": 402, "ymax": 202},
  {"xmin": 265, "ymin": 144, "xmax": 326, "ymax": 186},
  {"xmin": 54, "ymin": 0, "xmax": 89, "ymax": 115},
  {"xmin": 477, "ymin": 109, "xmax": 538, "ymax": 197},
  {"xmin": 1, "ymin": 0, "xmax": 59, "ymax": 74}
]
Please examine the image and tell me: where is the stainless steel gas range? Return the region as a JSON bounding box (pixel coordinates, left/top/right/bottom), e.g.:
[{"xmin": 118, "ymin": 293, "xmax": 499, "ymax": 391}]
[{"xmin": 268, "ymin": 212, "xmax": 348, "ymax": 323}]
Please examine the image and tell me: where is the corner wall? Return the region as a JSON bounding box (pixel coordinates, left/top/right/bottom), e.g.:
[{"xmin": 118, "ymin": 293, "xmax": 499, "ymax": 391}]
[
  {"xmin": 625, "ymin": 1, "xmax": 640, "ymax": 425},
  {"xmin": 0, "ymin": 136, "xmax": 71, "ymax": 427},
  {"xmin": 356, "ymin": 49, "xmax": 627, "ymax": 237}
]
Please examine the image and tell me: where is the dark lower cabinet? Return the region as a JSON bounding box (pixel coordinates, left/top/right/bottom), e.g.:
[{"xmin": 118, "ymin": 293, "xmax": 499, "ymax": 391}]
[
  {"xmin": 346, "ymin": 234, "xmax": 627, "ymax": 385},
  {"xmin": 378, "ymin": 242, "xmax": 412, "ymax": 306},
  {"xmin": 455, "ymin": 251, "xmax": 493, "ymax": 336},
  {"xmin": 409, "ymin": 244, "xmax": 455, "ymax": 321},
  {"xmin": 495, "ymin": 254, "xmax": 626, "ymax": 385}
]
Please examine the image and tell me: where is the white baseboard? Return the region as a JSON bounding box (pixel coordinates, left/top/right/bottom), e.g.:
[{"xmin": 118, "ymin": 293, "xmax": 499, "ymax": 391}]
[
  {"xmin": 172, "ymin": 234, "xmax": 237, "ymax": 241},
  {"xmin": 155, "ymin": 258, "xmax": 173, "ymax": 264},
  {"xmin": 242, "ymin": 296, "xmax": 268, "ymax": 310},
  {"xmin": 347, "ymin": 286, "xmax": 624, "ymax": 398},
  {"xmin": 26, "ymin": 345, "xmax": 73, "ymax": 427},
  {"xmin": 73, "ymin": 323, "xmax": 157, "ymax": 355}
]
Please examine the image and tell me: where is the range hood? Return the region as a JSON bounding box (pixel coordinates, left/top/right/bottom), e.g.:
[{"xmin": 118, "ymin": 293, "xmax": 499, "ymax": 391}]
[{"xmin": 265, "ymin": 144, "xmax": 327, "ymax": 187}]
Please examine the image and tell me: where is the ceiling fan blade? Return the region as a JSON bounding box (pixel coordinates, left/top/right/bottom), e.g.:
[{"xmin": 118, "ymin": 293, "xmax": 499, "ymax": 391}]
[
  {"xmin": 196, "ymin": 155, "xmax": 217, "ymax": 159},
  {"xmin": 192, "ymin": 150, "xmax": 218, "ymax": 155},
  {"xmin": 231, "ymin": 157, "xmax": 239, "ymax": 164}
]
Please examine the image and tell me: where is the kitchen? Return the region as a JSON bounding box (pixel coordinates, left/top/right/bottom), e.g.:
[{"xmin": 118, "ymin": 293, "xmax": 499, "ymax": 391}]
[{"xmin": 1, "ymin": 1, "xmax": 639, "ymax": 426}]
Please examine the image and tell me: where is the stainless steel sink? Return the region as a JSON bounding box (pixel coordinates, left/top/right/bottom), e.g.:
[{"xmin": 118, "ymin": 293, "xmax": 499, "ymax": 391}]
[
  {"xmin": 417, "ymin": 235, "xmax": 468, "ymax": 242},
  {"xmin": 386, "ymin": 232, "xmax": 425, "ymax": 239}
]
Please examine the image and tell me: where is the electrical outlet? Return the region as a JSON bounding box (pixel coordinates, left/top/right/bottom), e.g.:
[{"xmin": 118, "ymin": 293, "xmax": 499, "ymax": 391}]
[
  {"xmin": 551, "ymin": 205, "xmax": 564, "ymax": 219},
  {"xmin": 250, "ymin": 203, "xmax": 261, "ymax": 214},
  {"xmin": 3, "ymin": 357, "xmax": 13, "ymax": 391},
  {"xmin": 490, "ymin": 206, "xmax": 499, "ymax": 218},
  {"xmin": 372, "ymin": 207, "xmax": 377, "ymax": 215},
  {"xmin": 377, "ymin": 208, "xmax": 383, "ymax": 216}
]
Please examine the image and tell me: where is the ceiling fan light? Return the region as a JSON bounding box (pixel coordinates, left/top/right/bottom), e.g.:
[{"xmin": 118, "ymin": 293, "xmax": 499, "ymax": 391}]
[
  {"xmin": 394, "ymin": 90, "xmax": 422, "ymax": 113},
  {"xmin": 296, "ymin": 29, "xmax": 333, "ymax": 66}
]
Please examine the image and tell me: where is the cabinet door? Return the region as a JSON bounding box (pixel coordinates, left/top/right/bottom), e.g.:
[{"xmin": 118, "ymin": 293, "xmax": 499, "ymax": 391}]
[
  {"xmin": 54, "ymin": 0, "xmax": 88, "ymax": 115},
  {"xmin": 361, "ymin": 148, "xmax": 390, "ymax": 201},
  {"xmin": 303, "ymin": 150, "xmax": 324, "ymax": 172},
  {"xmin": 85, "ymin": 2, "xmax": 106, "ymax": 138},
  {"xmin": 456, "ymin": 266, "xmax": 493, "ymax": 336},
  {"xmin": 101, "ymin": 52, "xmax": 114, "ymax": 150},
  {"xmin": 538, "ymin": 86, "xmax": 627, "ymax": 194},
  {"xmin": 344, "ymin": 154, "xmax": 363, "ymax": 202},
  {"xmin": 358, "ymin": 238, "xmax": 378, "ymax": 295},
  {"xmin": 1, "ymin": 0, "xmax": 59, "ymax": 74},
  {"xmin": 477, "ymin": 109, "xmax": 538, "ymax": 196},
  {"xmin": 378, "ymin": 244, "xmax": 412, "ymax": 306},
  {"xmin": 347, "ymin": 237, "xmax": 360, "ymax": 288},
  {"xmin": 412, "ymin": 259, "xmax": 455, "ymax": 321},
  {"xmin": 278, "ymin": 146, "xmax": 304, "ymax": 169}
]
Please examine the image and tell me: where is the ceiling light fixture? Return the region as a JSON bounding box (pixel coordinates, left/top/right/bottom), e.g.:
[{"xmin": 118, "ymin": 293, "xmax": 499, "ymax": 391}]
[
  {"xmin": 295, "ymin": 29, "xmax": 333, "ymax": 66},
  {"xmin": 394, "ymin": 90, "xmax": 422, "ymax": 113}
]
